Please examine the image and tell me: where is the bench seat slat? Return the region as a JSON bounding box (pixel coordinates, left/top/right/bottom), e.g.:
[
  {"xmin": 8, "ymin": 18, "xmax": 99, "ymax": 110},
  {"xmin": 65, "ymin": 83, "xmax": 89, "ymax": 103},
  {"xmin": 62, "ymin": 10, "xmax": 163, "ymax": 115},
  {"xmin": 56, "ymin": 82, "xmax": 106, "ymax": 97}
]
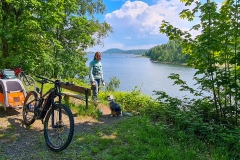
[
  {"xmin": 60, "ymin": 83, "xmax": 92, "ymax": 109},
  {"xmin": 60, "ymin": 82, "xmax": 91, "ymax": 96},
  {"xmin": 62, "ymin": 92, "xmax": 86, "ymax": 100}
]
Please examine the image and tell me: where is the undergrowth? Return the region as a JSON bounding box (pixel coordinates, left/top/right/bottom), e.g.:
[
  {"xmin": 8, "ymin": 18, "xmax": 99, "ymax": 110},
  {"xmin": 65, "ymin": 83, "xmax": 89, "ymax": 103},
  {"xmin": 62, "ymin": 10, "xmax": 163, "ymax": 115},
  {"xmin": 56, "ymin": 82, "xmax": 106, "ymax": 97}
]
[
  {"xmin": 15, "ymin": 78, "xmax": 239, "ymax": 159},
  {"xmin": 63, "ymin": 85, "xmax": 240, "ymax": 159}
]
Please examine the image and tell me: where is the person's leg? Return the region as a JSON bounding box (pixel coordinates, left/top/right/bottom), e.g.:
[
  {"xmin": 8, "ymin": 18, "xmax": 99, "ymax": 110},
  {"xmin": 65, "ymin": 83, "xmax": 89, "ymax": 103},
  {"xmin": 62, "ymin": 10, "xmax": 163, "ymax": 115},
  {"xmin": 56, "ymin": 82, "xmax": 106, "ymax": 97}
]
[
  {"xmin": 95, "ymin": 79, "xmax": 101, "ymax": 94},
  {"xmin": 92, "ymin": 80, "xmax": 98, "ymax": 100},
  {"xmin": 93, "ymin": 79, "xmax": 102, "ymax": 113},
  {"xmin": 92, "ymin": 79, "xmax": 100, "ymax": 100}
]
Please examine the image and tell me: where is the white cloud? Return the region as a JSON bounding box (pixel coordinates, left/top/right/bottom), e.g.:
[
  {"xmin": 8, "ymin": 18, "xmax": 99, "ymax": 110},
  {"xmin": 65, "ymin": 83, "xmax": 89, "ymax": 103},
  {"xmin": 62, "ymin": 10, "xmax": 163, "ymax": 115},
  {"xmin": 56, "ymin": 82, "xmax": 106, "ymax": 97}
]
[
  {"xmin": 125, "ymin": 36, "xmax": 131, "ymax": 39},
  {"xmin": 105, "ymin": 1, "xmax": 162, "ymax": 36},
  {"xmin": 87, "ymin": 0, "xmax": 199, "ymax": 52}
]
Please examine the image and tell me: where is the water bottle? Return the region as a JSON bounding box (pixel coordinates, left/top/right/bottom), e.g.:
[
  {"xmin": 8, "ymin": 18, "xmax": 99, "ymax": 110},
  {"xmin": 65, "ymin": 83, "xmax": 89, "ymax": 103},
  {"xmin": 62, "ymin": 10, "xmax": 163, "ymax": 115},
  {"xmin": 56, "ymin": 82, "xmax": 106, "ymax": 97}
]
[{"xmin": 28, "ymin": 104, "xmax": 35, "ymax": 112}]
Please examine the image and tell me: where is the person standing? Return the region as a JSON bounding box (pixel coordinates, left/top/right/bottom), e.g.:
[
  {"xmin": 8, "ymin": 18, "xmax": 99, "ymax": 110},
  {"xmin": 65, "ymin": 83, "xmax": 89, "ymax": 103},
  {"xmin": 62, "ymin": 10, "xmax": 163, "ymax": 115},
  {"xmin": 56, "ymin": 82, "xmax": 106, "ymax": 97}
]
[{"xmin": 89, "ymin": 51, "xmax": 105, "ymax": 101}]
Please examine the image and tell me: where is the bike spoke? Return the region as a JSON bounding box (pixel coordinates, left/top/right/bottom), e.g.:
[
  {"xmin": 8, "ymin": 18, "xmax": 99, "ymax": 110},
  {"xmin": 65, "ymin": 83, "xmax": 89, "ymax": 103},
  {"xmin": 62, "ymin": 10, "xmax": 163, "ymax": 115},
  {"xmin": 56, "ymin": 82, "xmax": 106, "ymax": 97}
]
[{"xmin": 44, "ymin": 104, "xmax": 74, "ymax": 151}]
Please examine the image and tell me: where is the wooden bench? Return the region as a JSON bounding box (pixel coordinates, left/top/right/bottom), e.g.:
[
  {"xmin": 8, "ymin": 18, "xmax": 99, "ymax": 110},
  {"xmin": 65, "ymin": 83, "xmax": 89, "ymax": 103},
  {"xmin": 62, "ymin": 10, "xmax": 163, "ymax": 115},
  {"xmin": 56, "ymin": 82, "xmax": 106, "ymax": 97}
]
[{"xmin": 60, "ymin": 82, "xmax": 92, "ymax": 109}]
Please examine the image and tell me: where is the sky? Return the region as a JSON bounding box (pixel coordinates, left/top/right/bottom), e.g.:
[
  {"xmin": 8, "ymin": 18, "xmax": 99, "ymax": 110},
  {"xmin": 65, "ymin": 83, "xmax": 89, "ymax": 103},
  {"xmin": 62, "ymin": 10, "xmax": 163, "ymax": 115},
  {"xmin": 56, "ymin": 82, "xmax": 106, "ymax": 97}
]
[{"xmin": 86, "ymin": 0, "xmax": 223, "ymax": 52}]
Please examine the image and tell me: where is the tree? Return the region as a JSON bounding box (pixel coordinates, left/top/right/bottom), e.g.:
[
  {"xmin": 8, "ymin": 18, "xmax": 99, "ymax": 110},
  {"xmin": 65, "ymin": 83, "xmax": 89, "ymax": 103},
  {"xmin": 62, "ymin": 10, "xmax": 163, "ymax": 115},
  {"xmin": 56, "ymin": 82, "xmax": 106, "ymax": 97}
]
[
  {"xmin": 105, "ymin": 76, "xmax": 120, "ymax": 92},
  {"xmin": 0, "ymin": 0, "xmax": 112, "ymax": 79},
  {"xmin": 160, "ymin": 0, "xmax": 240, "ymax": 125}
]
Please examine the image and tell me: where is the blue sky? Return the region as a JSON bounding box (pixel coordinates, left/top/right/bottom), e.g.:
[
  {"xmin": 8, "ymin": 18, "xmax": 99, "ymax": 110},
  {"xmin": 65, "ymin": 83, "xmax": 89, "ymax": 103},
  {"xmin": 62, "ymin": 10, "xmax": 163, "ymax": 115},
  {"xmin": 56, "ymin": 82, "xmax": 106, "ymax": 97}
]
[{"xmin": 86, "ymin": 0, "xmax": 223, "ymax": 52}]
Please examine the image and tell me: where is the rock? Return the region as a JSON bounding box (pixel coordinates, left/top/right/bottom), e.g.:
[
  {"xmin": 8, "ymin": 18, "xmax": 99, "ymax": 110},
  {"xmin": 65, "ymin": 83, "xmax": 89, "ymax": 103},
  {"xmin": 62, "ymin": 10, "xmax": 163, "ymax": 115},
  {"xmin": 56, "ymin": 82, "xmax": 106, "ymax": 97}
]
[{"xmin": 123, "ymin": 112, "xmax": 133, "ymax": 117}]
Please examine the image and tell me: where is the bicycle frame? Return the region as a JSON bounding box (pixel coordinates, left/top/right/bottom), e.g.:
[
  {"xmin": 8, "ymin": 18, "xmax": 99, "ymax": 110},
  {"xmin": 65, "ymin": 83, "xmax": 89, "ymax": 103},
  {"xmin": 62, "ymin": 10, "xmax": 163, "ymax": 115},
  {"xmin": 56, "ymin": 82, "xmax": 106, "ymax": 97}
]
[
  {"xmin": 23, "ymin": 76, "xmax": 74, "ymax": 151},
  {"xmin": 36, "ymin": 80, "xmax": 62, "ymax": 124}
]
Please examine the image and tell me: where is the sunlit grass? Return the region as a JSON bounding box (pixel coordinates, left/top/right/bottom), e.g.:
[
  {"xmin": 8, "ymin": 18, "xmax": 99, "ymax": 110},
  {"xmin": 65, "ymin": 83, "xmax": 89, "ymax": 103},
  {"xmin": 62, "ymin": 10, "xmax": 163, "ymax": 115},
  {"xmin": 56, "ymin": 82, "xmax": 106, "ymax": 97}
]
[
  {"xmin": 1, "ymin": 82, "xmax": 237, "ymax": 159},
  {"xmin": 0, "ymin": 115, "xmax": 229, "ymax": 160},
  {"xmin": 62, "ymin": 117, "xmax": 223, "ymax": 160}
]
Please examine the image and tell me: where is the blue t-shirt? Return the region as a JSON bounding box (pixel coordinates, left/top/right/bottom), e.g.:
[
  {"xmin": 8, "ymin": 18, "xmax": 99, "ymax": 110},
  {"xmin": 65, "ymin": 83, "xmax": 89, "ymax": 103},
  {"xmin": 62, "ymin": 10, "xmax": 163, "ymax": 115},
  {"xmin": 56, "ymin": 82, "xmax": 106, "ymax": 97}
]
[{"xmin": 89, "ymin": 60, "xmax": 104, "ymax": 82}]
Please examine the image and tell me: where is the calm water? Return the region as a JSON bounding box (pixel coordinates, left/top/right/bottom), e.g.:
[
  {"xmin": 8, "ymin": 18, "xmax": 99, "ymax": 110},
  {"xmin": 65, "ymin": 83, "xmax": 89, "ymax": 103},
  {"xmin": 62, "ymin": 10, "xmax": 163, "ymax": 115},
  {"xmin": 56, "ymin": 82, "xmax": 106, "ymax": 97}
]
[{"xmin": 86, "ymin": 53, "xmax": 198, "ymax": 98}]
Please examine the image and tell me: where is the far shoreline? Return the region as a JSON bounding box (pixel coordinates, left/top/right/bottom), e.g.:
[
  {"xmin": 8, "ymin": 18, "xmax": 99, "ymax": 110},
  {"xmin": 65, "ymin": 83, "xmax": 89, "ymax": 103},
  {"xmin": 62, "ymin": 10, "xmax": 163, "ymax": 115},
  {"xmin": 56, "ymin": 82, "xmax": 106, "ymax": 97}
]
[{"xmin": 150, "ymin": 59, "xmax": 189, "ymax": 66}]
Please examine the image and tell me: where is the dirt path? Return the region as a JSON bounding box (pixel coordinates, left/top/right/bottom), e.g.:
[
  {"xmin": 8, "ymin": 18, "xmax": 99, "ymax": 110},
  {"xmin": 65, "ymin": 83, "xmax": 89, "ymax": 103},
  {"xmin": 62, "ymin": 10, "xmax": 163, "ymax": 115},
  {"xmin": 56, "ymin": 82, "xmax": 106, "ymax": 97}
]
[
  {"xmin": 0, "ymin": 103, "xmax": 124, "ymax": 158},
  {"xmin": 0, "ymin": 103, "xmax": 123, "ymax": 132}
]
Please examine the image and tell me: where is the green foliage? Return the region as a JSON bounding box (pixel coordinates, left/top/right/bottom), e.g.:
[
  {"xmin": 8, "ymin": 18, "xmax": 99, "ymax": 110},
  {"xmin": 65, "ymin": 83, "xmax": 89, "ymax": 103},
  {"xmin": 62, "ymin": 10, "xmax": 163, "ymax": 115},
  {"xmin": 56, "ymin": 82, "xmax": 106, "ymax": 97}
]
[
  {"xmin": 153, "ymin": 93, "xmax": 240, "ymax": 159},
  {"xmin": 3, "ymin": 76, "xmax": 240, "ymax": 158},
  {"xmin": 143, "ymin": 71, "xmax": 240, "ymax": 159},
  {"xmin": 0, "ymin": 0, "xmax": 112, "ymax": 79},
  {"xmin": 72, "ymin": 117, "xmax": 211, "ymax": 160},
  {"xmin": 2, "ymin": 116, "xmax": 218, "ymax": 159},
  {"xmin": 70, "ymin": 102, "xmax": 100, "ymax": 118},
  {"xmin": 64, "ymin": 77, "xmax": 89, "ymax": 87},
  {"xmin": 145, "ymin": 40, "xmax": 189, "ymax": 63},
  {"xmin": 105, "ymin": 76, "xmax": 120, "ymax": 92},
  {"xmin": 160, "ymin": 0, "xmax": 240, "ymax": 126},
  {"xmin": 99, "ymin": 86, "xmax": 155, "ymax": 114}
]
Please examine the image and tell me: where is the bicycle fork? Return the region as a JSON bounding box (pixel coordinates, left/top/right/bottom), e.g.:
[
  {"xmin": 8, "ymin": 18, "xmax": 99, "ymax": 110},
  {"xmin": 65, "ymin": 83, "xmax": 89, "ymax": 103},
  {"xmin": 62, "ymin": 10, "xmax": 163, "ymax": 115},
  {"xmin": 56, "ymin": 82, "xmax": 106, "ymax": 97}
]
[
  {"xmin": 51, "ymin": 105, "xmax": 63, "ymax": 129},
  {"xmin": 50, "ymin": 93, "xmax": 63, "ymax": 129}
]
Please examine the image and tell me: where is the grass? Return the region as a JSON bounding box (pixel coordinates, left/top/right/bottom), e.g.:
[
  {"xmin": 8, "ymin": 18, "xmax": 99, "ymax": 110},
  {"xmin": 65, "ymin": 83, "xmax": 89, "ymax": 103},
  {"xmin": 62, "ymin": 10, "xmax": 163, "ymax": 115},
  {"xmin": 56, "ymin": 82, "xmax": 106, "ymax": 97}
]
[
  {"xmin": 0, "ymin": 86, "xmax": 235, "ymax": 159},
  {"xmin": 1, "ymin": 115, "xmax": 227, "ymax": 160}
]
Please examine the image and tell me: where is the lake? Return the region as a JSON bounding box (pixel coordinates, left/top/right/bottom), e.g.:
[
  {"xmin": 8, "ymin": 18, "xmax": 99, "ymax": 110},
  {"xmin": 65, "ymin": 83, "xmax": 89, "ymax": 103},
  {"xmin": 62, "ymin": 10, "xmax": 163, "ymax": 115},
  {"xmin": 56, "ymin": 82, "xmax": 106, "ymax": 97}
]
[{"xmin": 86, "ymin": 53, "xmax": 198, "ymax": 99}]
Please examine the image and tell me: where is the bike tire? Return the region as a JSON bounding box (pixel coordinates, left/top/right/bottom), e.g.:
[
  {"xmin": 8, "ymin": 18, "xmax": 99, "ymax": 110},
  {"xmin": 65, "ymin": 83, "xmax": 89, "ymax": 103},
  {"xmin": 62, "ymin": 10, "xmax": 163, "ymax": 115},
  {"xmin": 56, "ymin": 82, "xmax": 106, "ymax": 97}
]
[
  {"xmin": 44, "ymin": 104, "xmax": 74, "ymax": 152},
  {"xmin": 20, "ymin": 74, "xmax": 37, "ymax": 93},
  {"xmin": 22, "ymin": 91, "xmax": 38, "ymax": 126}
]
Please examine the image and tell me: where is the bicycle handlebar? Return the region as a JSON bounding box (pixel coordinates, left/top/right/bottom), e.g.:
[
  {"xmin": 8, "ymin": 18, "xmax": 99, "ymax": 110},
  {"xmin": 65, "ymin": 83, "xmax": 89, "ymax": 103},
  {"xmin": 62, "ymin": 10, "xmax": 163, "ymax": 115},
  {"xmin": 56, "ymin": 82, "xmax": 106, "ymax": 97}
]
[
  {"xmin": 65, "ymin": 82, "xmax": 74, "ymax": 86},
  {"xmin": 36, "ymin": 75, "xmax": 73, "ymax": 86},
  {"xmin": 36, "ymin": 75, "xmax": 55, "ymax": 83}
]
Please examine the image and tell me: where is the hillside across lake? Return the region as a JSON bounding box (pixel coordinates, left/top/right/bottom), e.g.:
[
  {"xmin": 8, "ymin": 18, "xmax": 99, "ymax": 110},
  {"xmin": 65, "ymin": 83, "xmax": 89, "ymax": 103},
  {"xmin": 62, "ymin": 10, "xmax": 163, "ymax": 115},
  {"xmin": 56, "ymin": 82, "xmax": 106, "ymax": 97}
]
[{"xmin": 102, "ymin": 48, "xmax": 149, "ymax": 55}]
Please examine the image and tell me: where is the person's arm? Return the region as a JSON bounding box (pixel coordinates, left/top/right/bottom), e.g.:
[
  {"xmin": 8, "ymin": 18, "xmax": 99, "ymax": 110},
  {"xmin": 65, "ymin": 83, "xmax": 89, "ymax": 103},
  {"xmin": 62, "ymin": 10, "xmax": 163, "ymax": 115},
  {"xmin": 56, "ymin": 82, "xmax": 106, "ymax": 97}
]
[
  {"xmin": 100, "ymin": 62, "xmax": 105, "ymax": 85},
  {"xmin": 89, "ymin": 62, "xmax": 95, "ymax": 83},
  {"xmin": 101, "ymin": 73, "xmax": 104, "ymax": 83}
]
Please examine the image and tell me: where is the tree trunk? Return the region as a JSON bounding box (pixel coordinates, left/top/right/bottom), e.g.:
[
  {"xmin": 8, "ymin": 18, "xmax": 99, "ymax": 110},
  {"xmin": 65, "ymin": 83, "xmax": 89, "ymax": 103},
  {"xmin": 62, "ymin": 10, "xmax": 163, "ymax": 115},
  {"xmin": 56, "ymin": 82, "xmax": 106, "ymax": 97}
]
[
  {"xmin": 1, "ymin": 0, "xmax": 10, "ymax": 58},
  {"xmin": 2, "ymin": 38, "xmax": 8, "ymax": 58}
]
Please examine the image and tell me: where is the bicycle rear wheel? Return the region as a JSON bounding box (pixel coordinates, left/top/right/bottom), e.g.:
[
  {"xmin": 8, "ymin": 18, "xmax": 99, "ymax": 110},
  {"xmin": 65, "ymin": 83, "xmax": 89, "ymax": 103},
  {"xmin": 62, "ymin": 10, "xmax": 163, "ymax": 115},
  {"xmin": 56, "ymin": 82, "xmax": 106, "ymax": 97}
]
[
  {"xmin": 22, "ymin": 91, "xmax": 38, "ymax": 126},
  {"xmin": 44, "ymin": 104, "xmax": 74, "ymax": 152},
  {"xmin": 20, "ymin": 74, "xmax": 36, "ymax": 93}
]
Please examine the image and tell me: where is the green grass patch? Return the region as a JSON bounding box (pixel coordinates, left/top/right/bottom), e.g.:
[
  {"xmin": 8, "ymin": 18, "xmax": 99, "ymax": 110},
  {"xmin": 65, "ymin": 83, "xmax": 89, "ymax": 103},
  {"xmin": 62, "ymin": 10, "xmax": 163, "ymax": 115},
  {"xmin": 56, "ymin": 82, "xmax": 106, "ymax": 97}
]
[
  {"xmin": 0, "ymin": 115, "xmax": 232, "ymax": 160},
  {"xmin": 1, "ymin": 80, "xmax": 237, "ymax": 159},
  {"xmin": 63, "ymin": 117, "xmax": 224, "ymax": 160}
]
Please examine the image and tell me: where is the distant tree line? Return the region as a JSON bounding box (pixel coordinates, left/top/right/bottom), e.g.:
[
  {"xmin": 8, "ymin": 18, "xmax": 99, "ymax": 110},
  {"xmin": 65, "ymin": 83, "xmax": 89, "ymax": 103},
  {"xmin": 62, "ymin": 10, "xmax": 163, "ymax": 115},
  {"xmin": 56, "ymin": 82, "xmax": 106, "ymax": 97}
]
[
  {"xmin": 145, "ymin": 40, "xmax": 189, "ymax": 63},
  {"xmin": 103, "ymin": 48, "xmax": 148, "ymax": 55}
]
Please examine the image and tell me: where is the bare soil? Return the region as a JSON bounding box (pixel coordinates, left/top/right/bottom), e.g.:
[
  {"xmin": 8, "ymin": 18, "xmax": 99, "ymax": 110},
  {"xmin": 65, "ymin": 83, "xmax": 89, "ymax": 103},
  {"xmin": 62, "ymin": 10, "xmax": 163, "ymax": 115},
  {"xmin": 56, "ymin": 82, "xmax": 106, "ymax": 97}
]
[{"xmin": 0, "ymin": 102, "xmax": 124, "ymax": 158}]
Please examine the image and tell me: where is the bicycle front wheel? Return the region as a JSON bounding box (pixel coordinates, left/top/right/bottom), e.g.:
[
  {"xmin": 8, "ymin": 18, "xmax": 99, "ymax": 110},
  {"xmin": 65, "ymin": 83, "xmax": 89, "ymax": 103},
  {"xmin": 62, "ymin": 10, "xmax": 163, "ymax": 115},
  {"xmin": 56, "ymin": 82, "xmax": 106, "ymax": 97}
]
[
  {"xmin": 20, "ymin": 74, "xmax": 36, "ymax": 93},
  {"xmin": 44, "ymin": 104, "xmax": 74, "ymax": 152}
]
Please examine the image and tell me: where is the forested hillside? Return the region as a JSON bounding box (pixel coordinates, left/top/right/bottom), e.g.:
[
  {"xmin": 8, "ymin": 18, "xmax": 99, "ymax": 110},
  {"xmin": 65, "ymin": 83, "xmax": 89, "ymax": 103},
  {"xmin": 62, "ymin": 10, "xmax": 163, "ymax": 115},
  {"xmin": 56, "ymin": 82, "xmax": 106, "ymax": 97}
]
[
  {"xmin": 103, "ymin": 48, "xmax": 148, "ymax": 55},
  {"xmin": 145, "ymin": 40, "xmax": 189, "ymax": 63}
]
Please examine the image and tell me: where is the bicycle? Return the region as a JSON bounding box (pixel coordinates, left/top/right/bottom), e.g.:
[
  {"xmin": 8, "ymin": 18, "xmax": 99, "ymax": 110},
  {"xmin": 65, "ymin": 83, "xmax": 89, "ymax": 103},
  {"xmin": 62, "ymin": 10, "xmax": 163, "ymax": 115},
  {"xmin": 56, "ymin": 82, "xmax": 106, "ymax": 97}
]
[
  {"xmin": 13, "ymin": 65, "xmax": 36, "ymax": 92},
  {"xmin": 22, "ymin": 75, "xmax": 74, "ymax": 152}
]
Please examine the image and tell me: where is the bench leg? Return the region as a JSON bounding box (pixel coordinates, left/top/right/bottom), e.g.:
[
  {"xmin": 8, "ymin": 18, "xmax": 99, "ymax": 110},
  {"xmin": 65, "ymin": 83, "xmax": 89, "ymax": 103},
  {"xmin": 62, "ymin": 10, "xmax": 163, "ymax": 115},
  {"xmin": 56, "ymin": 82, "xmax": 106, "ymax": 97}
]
[
  {"xmin": 85, "ymin": 89, "xmax": 88, "ymax": 110},
  {"xmin": 64, "ymin": 95, "xmax": 70, "ymax": 106}
]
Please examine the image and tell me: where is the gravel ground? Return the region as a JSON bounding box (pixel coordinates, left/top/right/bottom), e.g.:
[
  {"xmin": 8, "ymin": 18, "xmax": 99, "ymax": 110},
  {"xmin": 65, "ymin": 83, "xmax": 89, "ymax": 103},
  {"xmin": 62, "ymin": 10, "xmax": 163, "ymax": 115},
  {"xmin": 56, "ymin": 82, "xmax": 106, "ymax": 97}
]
[{"xmin": 0, "ymin": 103, "xmax": 124, "ymax": 159}]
